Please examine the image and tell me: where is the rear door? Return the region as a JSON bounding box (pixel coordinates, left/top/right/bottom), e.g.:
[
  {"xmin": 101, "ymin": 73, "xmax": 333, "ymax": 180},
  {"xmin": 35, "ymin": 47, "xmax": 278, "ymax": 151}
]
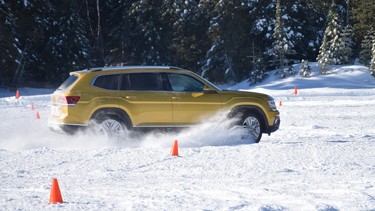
[
  {"xmin": 118, "ymin": 72, "xmax": 173, "ymax": 127},
  {"xmin": 166, "ymin": 73, "xmax": 222, "ymax": 126}
]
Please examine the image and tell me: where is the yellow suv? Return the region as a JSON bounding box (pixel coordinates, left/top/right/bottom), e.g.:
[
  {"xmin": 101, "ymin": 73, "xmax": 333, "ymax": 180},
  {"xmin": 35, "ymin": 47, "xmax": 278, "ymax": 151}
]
[{"xmin": 48, "ymin": 66, "xmax": 280, "ymax": 143}]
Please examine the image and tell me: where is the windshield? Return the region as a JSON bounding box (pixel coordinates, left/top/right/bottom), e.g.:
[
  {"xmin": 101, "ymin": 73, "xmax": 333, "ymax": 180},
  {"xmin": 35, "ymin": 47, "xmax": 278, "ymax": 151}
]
[
  {"xmin": 189, "ymin": 71, "xmax": 222, "ymax": 91},
  {"xmin": 57, "ymin": 75, "xmax": 78, "ymax": 91},
  {"xmin": 201, "ymin": 76, "xmax": 222, "ymax": 91}
]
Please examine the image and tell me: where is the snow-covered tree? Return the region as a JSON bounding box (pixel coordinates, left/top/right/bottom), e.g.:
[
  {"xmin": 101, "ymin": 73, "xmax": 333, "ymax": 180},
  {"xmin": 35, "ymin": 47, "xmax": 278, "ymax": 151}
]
[
  {"xmin": 370, "ymin": 41, "xmax": 375, "ymax": 77},
  {"xmin": 337, "ymin": 25, "xmax": 354, "ymax": 64},
  {"xmin": 317, "ymin": 34, "xmax": 330, "ymax": 74},
  {"xmin": 287, "ymin": 65, "xmax": 295, "ymax": 75},
  {"xmin": 317, "ymin": 1, "xmax": 342, "ymax": 74},
  {"xmin": 284, "ymin": 0, "xmax": 323, "ymax": 62},
  {"xmin": 0, "ymin": 2, "xmax": 19, "ymax": 87},
  {"xmin": 201, "ymin": 0, "xmax": 252, "ymax": 83},
  {"xmin": 359, "ymin": 29, "xmax": 375, "ymax": 66},
  {"xmin": 248, "ymin": 57, "xmax": 267, "ymax": 85},
  {"xmin": 201, "ymin": 37, "xmax": 227, "ymax": 83},
  {"xmin": 271, "ymin": 0, "xmax": 293, "ymax": 78},
  {"xmin": 108, "ymin": 0, "xmax": 138, "ymax": 65},
  {"xmin": 45, "ymin": 0, "xmax": 91, "ymax": 82},
  {"xmin": 128, "ymin": 0, "xmax": 168, "ymax": 65},
  {"xmin": 4, "ymin": 0, "xmax": 92, "ymax": 86},
  {"xmin": 299, "ymin": 59, "xmax": 312, "ymax": 77},
  {"xmin": 170, "ymin": 0, "xmax": 208, "ymax": 72},
  {"xmin": 351, "ymin": 0, "xmax": 375, "ymax": 43}
]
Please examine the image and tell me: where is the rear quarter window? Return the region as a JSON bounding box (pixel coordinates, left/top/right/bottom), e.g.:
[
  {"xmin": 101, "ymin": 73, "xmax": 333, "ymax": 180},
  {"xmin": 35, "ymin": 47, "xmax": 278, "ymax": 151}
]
[
  {"xmin": 57, "ymin": 75, "xmax": 78, "ymax": 91},
  {"xmin": 93, "ymin": 74, "xmax": 120, "ymax": 90}
]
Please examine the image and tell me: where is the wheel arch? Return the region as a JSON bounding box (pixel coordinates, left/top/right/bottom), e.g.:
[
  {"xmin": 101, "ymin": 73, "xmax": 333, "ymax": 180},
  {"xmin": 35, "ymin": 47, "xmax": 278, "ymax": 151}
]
[
  {"xmin": 228, "ymin": 105, "xmax": 269, "ymax": 134},
  {"xmin": 90, "ymin": 108, "xmax": 133, "ymax": 128}
]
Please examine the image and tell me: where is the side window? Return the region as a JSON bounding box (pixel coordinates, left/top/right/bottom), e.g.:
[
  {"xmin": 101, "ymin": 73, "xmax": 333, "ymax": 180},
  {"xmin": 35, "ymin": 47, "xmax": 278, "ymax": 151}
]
[
  {"xmin": 93, "ymin": 74, "xmax": 120, "ymax": 90},
  {"xmin": 128, "ymin": 73, "xmax": 164, "ymax": 91},
  {"xmin": 167, "ymin": 73, "xmax": 205, "ymax": 92},
  {"xmin": 119, "ymin": 74, "xmax": 130, "ymax": 90}
]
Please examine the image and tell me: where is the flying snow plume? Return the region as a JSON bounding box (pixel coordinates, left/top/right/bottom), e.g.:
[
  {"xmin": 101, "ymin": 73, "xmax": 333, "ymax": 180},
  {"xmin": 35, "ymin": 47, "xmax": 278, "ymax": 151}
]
[
  {"xmin": 136, "ymin": 111, "xmax": 253, "ymax": 148},
  {"xmin": 0, "ymin": 105, "xmax": 252, "ymax": 151}
]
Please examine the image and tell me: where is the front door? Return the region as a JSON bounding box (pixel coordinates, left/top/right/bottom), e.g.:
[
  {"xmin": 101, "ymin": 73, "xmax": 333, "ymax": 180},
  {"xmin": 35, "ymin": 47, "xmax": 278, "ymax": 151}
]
[{"xmin": 166, "ymin": 73, "xmax": 222, "ymax": 126}]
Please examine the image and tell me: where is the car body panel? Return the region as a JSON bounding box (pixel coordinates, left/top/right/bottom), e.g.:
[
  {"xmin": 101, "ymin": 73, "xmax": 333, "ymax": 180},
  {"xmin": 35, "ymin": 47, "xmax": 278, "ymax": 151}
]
[
  {"xmin": 171, "ymin": 91, "xmax": 222, "ymax": 125},
  {"xmin": 118, "ymin": 91, "xmax": 173, "ymax": 127}
]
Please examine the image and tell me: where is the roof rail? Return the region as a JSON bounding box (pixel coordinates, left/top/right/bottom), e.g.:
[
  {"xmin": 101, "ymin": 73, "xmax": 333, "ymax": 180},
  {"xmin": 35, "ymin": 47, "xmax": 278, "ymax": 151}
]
[{"xmin": 81, "ymin": 65, "xmax": 185, "ymax": 72}]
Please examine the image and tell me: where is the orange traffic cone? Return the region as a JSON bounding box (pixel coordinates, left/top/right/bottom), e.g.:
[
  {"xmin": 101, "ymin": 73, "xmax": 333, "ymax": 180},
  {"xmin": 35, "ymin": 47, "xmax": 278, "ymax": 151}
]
[
  {"xmin": 170, "ymin": 140, "xmax": 179, "ymax": 156},
  {"xmin": 279, "ymin": 101, "xmax": 282, "ymax": 106},
  {"xmin": 31, "ymin": 104, "xmax": 35, "ymax": 110},
  {"xmin": 293, "ymin": 87, "xmax": 298, "ymax": 95},
  {"xmin": 49, "ymin": 178, "xmax": 63, "ymax": 204},
  {"xmin": 15, "ymin": 90, "xmax": 20, "ymax": 99},
  {"xmin": 36, "ymin": 111, "xmax": 40, "ymax": 120}
]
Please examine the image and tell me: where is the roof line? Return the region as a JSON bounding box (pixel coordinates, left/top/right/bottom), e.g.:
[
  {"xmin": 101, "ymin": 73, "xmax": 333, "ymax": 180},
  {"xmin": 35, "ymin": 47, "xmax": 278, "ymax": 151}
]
[{"xmin": 82, "ymin": 66, "xmax": 185, "ymax": 72}]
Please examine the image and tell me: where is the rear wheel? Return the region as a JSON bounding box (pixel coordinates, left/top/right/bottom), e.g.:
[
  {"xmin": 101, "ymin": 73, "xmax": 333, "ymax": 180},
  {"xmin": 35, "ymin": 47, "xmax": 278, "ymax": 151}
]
[
  {"xmin": 90, "ymin": 115, "xmax": 129, "ymax": 139},
  {"xmin": 240, "ymin": 113, "xmax": 262, "ymax": 143}
]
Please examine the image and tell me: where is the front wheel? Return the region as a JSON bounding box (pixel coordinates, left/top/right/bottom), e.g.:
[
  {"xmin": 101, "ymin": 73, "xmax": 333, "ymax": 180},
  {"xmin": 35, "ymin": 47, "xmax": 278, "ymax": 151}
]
[{"xmin": 241, "ymin": 113, "xmax": 262, "ymax": 143}]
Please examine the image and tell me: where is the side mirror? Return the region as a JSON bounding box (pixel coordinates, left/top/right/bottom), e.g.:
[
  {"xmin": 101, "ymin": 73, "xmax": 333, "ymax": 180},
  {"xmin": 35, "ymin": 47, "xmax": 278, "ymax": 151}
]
[{"xmin": 203, "ymin": 85, "xmax": 217, "ymax": 94}]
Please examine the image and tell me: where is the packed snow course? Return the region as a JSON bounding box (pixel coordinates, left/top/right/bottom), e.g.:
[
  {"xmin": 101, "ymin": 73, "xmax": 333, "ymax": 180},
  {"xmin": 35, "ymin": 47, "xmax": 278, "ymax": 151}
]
[{"xmin": 0, "ymin": 64, "xmax": 374, "ymax": 210}]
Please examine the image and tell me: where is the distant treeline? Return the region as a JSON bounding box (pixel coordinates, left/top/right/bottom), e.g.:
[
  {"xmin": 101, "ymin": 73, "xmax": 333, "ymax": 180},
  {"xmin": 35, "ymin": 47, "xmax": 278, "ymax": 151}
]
[{"xmin": 0, "ymin": 0, "xmax": 374, "ymax": 88}]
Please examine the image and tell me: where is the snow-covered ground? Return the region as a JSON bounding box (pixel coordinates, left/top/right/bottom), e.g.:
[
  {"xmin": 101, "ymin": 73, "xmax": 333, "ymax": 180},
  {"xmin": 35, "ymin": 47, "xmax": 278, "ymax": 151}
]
[{"xmin": 0, "ymin": 65, "xmax": 375, "ymax": 210}]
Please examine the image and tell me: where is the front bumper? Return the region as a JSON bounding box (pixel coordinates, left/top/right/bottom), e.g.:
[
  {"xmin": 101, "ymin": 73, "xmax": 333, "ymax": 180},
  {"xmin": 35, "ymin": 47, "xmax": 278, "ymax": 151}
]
[{"xmin": 268, "ymin": 116, "xmax": 280, "ymax": 134}]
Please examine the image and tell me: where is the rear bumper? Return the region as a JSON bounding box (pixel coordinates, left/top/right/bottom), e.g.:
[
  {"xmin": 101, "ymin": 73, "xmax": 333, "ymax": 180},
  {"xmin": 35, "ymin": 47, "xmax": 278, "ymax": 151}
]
[{"xmin": 48, "ymin": 120, "xmax": 86, "ymax": 135}]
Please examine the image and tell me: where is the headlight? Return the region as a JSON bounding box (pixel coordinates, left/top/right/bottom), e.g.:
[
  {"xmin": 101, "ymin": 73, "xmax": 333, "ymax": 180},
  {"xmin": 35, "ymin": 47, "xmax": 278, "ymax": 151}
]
[{"xmin": 267, "ymin": 97, "xmax": 277, "ymax": 111}]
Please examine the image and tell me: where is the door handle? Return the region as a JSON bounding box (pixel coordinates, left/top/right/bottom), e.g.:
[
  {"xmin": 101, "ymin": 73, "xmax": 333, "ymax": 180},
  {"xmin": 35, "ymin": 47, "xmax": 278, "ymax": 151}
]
[
  {"xmin": 123, "ymin": 96, "xmax": 136, "ymax": 100},
  {"xmin": 171, "ymin": 96, "xmax": 181, "ymax": 100}
]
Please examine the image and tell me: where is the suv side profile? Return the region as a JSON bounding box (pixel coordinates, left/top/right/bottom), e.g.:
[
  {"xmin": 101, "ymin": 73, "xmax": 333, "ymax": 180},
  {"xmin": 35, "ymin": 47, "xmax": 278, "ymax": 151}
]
[{"xmin": 48, "ymin": 66, "xmax": 280, "ymax": 143}]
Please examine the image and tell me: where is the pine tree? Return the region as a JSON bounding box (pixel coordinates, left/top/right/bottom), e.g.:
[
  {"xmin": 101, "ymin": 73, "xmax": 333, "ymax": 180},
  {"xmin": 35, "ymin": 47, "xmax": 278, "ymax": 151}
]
[
  {"xmin": 8, "ymin": 0, "xmax": 53, "ymax": 85},
  {"xmin": 107, "ymin": 0, "xmax": 137, "ymax": 65},
  {"xmin": 337, "ymin": 25, "xmax": 354, "ymax": 64},
  {"xmin": 351, "ymin": 0, "xmax": 375, "ymax": 44},
  {"xmin": 202, "ymin": 0, "xmax": 253, "ymax": 83},
  {"xmin": 299, "ymin": 59, "xmax": 312, "ymax": 77},
  {"xmin": 0, "ymin": 2, "xmax": 19, "ymax": 87},
  {"xmin": 272, "ymin": 0, "xmax": 293, "ymax": 78},
  {"xmin": 317, "ymin": 1, "xmax": 342, "ymax": 74},
  {"xmin": 45, "ymin": 0, "xmax": 91, "ymax": 82},
  {"xmin": 317, "ymin": 34, "xmax": 330, "ymax": 74},
  {"xmin": 4, "ymin": 0, "xmax": 91, "ymax": 86},
  {"xmin": 247, "ymin": 40, "xmax": 267, "ymax": 85},
  {"xmin": 370, "ymin": 41, "xmax": 375, "ymax": 77},
  {"xmin": 359, "ymin": 29, "xmax": 375, "ymax": 66},
  {"xmin": 128, "ymin": 0, "xmax": 169, "ymax": 65},
  {"xmin": 284, "ymin": 0, "xmax": 324, "ymax": 62},
  {"xmin": 248, "ymin": 57, "xmax": 267, "ymax": 85},
  {"xmin": 170, "ymin": 0, "xmax": 209, "ymax": 72}
]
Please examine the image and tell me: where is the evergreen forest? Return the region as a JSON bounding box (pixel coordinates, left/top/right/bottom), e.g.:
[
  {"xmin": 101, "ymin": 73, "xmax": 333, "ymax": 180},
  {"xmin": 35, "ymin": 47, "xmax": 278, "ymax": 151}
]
[{"xmin": 1, "ymin": 0, "xmax": 375, "ymax": 88}]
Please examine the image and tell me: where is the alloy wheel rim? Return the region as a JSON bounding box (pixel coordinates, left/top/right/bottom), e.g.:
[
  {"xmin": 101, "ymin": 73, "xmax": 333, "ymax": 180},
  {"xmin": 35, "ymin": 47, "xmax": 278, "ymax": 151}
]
[
  {"xmin": 98, "ymin": 119, "xmax": 124, "ymax": 136},
  {"xmin": 242, "ymin": 116, "xmax": 261, "ymax": 141}
]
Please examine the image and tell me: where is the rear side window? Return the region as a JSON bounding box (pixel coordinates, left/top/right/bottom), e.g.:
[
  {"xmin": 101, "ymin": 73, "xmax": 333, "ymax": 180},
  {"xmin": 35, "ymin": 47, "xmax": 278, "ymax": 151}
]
[
  {"xmin": 128, "ymin": 73, "xmax": 164, "ymax": 91},
  {"xmin": 57, "ymin": 75, "xmax": 78, "ymax": 91},
  {"xmin": 93, "ymin": 74, "xmax": 120, "ymax": 90}
]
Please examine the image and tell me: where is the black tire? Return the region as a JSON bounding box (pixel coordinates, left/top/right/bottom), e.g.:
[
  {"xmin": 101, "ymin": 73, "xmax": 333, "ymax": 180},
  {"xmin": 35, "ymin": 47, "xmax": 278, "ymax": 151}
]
[
  {"xmin": 89, "ymin": 114, "xmax": 129, "ymax": 139},
  {"xmin": 240, "ymin": 112, "xmax": 262, "ymax": 143}
]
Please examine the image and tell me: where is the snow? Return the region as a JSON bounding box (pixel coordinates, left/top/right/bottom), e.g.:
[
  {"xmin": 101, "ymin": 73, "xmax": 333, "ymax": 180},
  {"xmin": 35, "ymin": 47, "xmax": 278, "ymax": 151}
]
[
  {"xmin": 1, "ymin": 65, "xmax": 375, "ymax": 210},
  {"xmin": 255, "ymin": 18, "xmax": 267, "ymax": 32}
]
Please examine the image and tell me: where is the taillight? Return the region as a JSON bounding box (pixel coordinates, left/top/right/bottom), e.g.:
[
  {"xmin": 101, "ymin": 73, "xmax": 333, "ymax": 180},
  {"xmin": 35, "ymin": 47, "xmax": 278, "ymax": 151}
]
[{"xmin": 58, "ymin": 96, "xmax": 80, "ymax": 105}]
